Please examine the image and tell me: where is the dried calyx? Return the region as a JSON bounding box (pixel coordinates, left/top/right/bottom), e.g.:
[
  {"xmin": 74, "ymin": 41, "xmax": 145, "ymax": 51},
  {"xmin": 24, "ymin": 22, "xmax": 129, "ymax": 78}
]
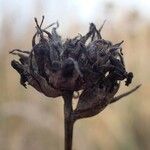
[{"xmin": 10, "ymin": 16, "xmax": 140, "ymax": 120}]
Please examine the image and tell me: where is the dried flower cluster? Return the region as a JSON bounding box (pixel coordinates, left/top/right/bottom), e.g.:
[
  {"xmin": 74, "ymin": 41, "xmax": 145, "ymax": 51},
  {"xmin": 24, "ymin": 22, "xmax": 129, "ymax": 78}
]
[{"xmin": 10, "ymin": 16, "xmax": 140, "ymax": 150}]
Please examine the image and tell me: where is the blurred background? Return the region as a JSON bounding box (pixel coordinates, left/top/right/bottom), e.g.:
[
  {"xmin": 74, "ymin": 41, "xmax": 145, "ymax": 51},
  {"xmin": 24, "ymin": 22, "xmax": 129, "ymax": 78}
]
[{"xmin": 0, "ymin": 0, "xmax": 150, "ymax": 150}]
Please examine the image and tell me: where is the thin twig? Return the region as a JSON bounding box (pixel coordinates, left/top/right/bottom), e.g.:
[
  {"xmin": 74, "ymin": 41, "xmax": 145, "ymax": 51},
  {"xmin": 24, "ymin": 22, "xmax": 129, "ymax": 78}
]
[
  {"xmin": 44, "ymin": 22, "xmax": 57, "ymax": 30},
  {"xmin": 9, "ymin": 49, "xmax": 30, "ymax": 54},
  {"xmin": 40, "ymin": 15, "xmax": 45, "ymax": 28},
  {"xmin": 98, "ymin": 20, "xmax": 106, "ymax": 38},
  {"xmin": 110, "ymin": 84, "xmax": 141, "ymax": 104}
]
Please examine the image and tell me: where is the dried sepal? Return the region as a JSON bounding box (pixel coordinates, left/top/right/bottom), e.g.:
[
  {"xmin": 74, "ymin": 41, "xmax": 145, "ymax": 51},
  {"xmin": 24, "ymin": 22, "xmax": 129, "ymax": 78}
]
[{"xmin": 74, "ymin": 82, "xmax": 120, "ymax": 120}]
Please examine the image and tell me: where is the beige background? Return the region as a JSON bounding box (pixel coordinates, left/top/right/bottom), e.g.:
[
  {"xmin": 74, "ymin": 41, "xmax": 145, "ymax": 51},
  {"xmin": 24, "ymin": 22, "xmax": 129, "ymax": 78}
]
[{"xmin": 0, "ymin": 0, "xmax": 150, "ymax": 150}]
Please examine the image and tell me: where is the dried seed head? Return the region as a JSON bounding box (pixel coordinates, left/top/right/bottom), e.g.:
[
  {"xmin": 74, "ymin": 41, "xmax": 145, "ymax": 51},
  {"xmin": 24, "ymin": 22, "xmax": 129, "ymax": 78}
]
[{"xmin": 10, "ymin": 17, "xmax": 140, "ymax": 119}]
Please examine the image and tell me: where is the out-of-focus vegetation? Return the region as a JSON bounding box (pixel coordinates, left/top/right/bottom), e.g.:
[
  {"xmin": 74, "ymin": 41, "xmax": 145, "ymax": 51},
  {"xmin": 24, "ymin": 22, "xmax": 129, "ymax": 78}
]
[{"xmin": 0, "ymin": 1, "xmax": 150, "ymax": 150}]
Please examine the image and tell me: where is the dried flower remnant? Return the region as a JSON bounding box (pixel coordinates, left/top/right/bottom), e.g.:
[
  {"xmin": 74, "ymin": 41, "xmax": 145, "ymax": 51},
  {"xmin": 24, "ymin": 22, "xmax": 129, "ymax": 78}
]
[{"xmin": 10, "ymin": 16, "xmax": 141, "ymax": 150}]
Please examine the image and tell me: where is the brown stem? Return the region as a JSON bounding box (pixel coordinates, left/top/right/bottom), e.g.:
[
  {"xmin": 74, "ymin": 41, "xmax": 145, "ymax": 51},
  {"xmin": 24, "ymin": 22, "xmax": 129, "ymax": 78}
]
[{"xmin": 63, "ymin": 91, "xmax": 74, "ymax": 150}]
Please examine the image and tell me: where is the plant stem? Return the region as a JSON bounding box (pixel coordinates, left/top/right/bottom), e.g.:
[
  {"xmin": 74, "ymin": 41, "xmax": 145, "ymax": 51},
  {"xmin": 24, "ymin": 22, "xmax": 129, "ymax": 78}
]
[{"xmin": 63, "ymin": 92, "xmax": 74, "ymax": 150}]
